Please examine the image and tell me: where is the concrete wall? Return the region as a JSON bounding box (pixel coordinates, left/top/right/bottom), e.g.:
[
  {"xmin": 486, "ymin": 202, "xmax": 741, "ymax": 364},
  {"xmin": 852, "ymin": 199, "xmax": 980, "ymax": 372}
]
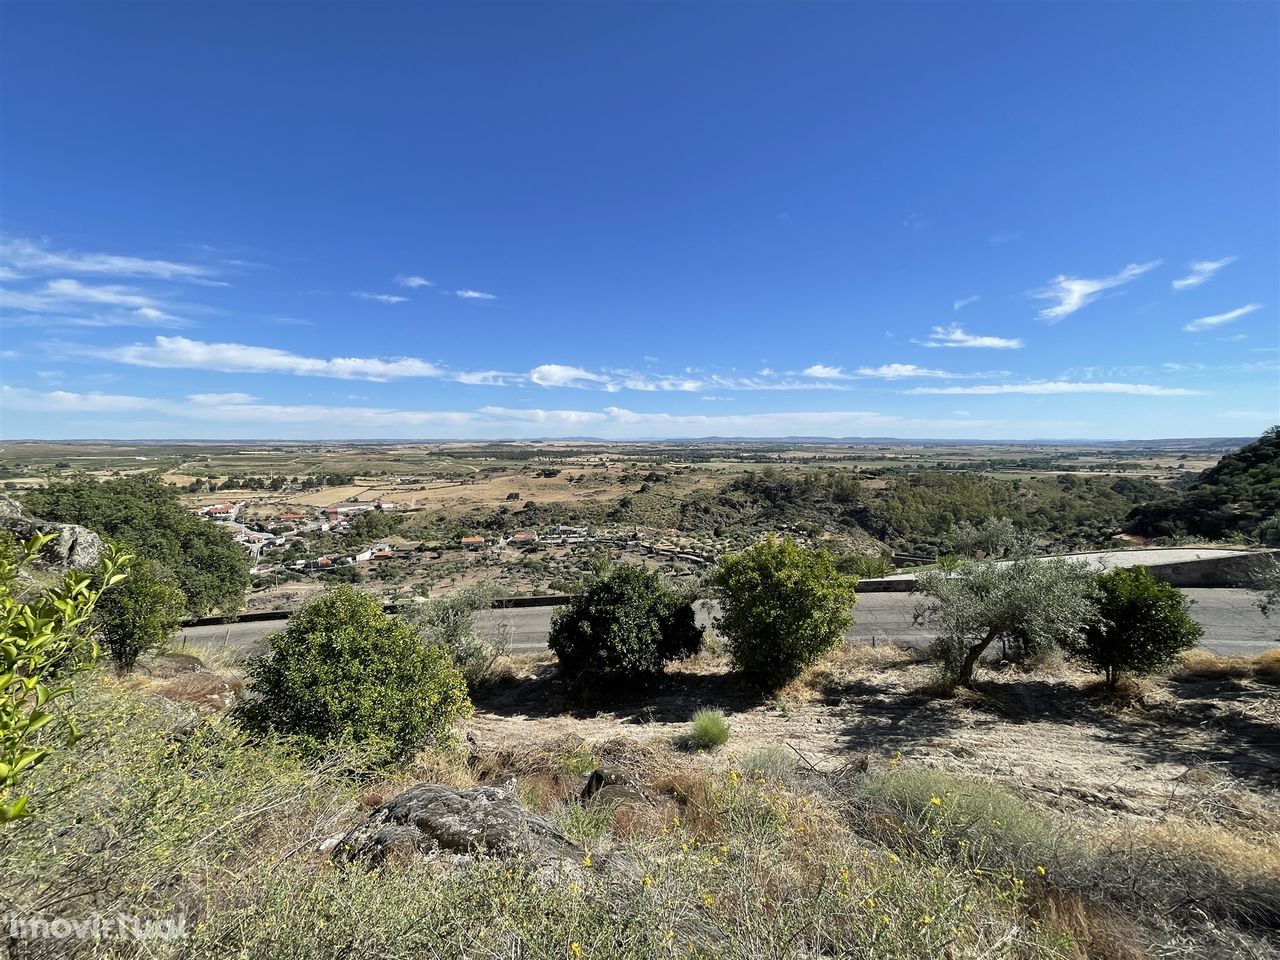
[{"xmin": 1143, "ymin": 549, "xmax": 1278, "ymax": 588}]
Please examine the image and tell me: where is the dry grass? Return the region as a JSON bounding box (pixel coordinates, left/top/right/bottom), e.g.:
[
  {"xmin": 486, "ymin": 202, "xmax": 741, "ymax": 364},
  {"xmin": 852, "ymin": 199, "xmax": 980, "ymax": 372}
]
[
  {"xmin": 1254, "ymin": 647, "xmax": 1280, "ymax": 685},
  {"xmin": 777, "ymin": 642, "xmax": 922, "ymax": 704},
  {"xmin": 1170, "ymin": 649, "xmax": 1255, "ymax": 682}
]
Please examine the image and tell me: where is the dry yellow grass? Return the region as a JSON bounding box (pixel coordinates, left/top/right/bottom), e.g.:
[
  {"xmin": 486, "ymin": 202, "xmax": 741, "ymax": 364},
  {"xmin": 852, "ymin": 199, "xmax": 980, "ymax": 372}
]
[
  {"xmin": 1254, "ymin": 647, "xmax": 1280, "ymax": 684},
  {"xmin": 1171, "ymin": 649, "xmax": 1255, "ymax": 682}
]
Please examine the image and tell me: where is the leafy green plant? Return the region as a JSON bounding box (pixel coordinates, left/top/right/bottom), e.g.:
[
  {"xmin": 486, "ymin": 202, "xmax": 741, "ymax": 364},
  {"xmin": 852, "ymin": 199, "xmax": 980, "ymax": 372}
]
[
  {"xmin": 710, "ymin": 537, "xmax": 858, "ymax": 690},
  {"xmin": 93, "ymin": 556, "xmax": 186, "ymax": 673},
  {"xmin": 684, "ymin": 708, "xmax": 730, "ymax": 750},
  {"xmin": 0, "ymin": 532, "xmax": 131, "ymax": 822},
  {"xmin": 235, "ymin": 585, "xmax": 471, "ymax": 760},
  {"xmin": 1072, "ymin": 566, "xmax": 1203, "ymax": 688},
  {"xmin": 549, "ymin": 563, "xmax": 701, "ymax": 683}
]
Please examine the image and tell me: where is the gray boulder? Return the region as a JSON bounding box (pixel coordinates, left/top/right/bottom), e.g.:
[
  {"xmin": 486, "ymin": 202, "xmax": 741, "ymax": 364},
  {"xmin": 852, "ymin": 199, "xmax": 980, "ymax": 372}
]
[
  {"xmin": 332, "ymin": 783, "xmax": 586, "ymax": 871},
  {"xmin": 0, "ymin": 495, "xmax": 107, "ymax": 570}
]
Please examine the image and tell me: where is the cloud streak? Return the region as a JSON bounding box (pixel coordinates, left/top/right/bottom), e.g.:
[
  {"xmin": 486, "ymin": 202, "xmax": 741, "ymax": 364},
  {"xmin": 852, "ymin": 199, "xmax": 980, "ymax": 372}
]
[
  {"xmin": 455, "ymin": 289, "xmax": 497, "ymax": 300},
  {"xmin": 1172, "ymin": 257, "xmax": 1236, "ymax": 291},
  {"xmin": 1182, "ymin": 303, "xmax": 1262, "ymax": 332},
  {"xmin": 351, "ymin": 291, "xmax": 409, "ymax": 304},
  {"xmin": 0, "ymin": 237, "xmax": 214, "ymax": 280},
  {"xmin": 1031, "ymin": 261, "xmax": 1160, "ymax": 321},
  {"xmin": 906, "ymin": 381, "xmax": 1202, "ymax": 396},
  {"xmin": 915, "ymin": 325, "xmax": 1023, "ymax": 349}
]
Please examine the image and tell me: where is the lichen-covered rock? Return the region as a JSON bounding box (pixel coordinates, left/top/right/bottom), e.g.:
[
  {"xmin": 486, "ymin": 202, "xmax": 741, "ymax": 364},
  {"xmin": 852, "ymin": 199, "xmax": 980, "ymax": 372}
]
[
  {"xmin": 0, "ymin": 495, "xmax": 107, "ymax": 570},
  {"xmin": 332, "ymin": 783, "xmax": 586, "ymax": 870}
]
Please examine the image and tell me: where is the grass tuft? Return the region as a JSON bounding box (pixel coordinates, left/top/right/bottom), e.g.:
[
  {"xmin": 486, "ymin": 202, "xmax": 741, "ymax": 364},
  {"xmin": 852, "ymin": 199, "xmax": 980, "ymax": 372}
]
[{"xmin": 683, "ymin": 708, "xmax": 730, "ymax": 751}]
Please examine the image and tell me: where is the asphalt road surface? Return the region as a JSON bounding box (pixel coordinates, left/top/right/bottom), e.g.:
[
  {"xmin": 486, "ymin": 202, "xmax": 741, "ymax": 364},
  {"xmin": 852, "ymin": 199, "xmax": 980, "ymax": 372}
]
[{"xmin": 179, "ymin": 588, "xmax": 1278, "ymax": 662}]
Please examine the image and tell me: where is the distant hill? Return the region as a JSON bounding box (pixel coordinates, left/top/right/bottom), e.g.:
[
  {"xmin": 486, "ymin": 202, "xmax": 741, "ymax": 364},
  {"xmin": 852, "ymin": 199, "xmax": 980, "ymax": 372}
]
[{"xmin": 1128, "ymin": 427, "xmax": 1280, "ymax": 545}]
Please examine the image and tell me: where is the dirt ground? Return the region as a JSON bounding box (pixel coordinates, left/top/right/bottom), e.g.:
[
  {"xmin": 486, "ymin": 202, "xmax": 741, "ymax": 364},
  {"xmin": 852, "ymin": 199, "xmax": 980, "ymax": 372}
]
[{"xmin": 469, "ymin": 648, "xmax": 1280, "ymax": 829}]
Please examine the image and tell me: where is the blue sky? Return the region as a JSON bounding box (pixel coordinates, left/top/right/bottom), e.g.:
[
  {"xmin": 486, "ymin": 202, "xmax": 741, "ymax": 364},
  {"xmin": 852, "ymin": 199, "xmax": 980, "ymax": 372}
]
[{"xmin": 1, "ymin": 2, "xmax": 1277, "ymax": 441}]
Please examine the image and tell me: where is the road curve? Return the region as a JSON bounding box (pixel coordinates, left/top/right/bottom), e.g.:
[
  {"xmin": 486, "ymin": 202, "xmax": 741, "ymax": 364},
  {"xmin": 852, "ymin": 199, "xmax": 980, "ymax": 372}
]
[{"xmin": 178, "ymin": 588, "xmax": 1278, "ymax": 662}]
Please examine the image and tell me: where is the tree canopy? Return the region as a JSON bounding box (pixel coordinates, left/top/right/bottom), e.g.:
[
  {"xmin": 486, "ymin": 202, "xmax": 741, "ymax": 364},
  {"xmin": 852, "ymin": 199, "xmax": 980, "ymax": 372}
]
[{"xmin": 22, "ymin": 475, "xmax": 250, "ymax": 617}]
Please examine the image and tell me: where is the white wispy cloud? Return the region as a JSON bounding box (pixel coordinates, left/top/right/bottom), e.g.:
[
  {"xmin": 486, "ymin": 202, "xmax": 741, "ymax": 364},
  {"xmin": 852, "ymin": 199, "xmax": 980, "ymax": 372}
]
[
  {"xmin": 906, "ymin": 381, "xmax": 1202, "ymax": 396},
  {"xmin": 1172, "ymin": 257, "xmax": 1236, "ymax": 291},
  {"xmin": 528, "ymin": 364, "xmax": 615, "ymax": 389},
  {"xmin": 97, "ymin": 336, "xmax": 446, "ymax": 381},
  {"xmin": 856, "ymin": 364, "xmax": 968, "ymax": 379},
  {"xmin": 1182, "ymin": 303, "xmax": 1262, "ymax": 332},
  {"xmin": 0, "ymin": 237, "xmax": 214, "ymax": 280},
  {"xmin": 1031, "ymin": 261, "xmax": 1161, "ymax": 321},
  {"xmin": 351, "ymin": 291, "xmax": 409, "ymax": 304},
  {"xmin": 394, "ymin": 275, "xmax": 433, "ymax": 288},
  {"xmin": 915, "ymin": 325, "xmax": 1023, "ymax": 349},
  {"xmin": 802, "ymin": 364, "xmax": 852, "ymax": 379},
  {"xmin": 953, "ymin": 295, "xmax": 980, "ymax": 311},
  {"xmin": 455, "ymin": 289, "xmax": 498, "ymax": 300},
  {"xmin": 0, "ymin": 280, "xmax": 191, "ymax": 328}
]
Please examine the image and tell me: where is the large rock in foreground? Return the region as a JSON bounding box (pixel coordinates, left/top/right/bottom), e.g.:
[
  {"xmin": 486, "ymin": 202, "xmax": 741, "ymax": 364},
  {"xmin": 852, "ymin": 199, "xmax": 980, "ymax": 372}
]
[
  {"xmin": 0, "ymin": 495, "xmax": 107, "ymax": 570},
  {"xmin": 332, "ymin": 783, "xmax": 586, "ymax": 871}
]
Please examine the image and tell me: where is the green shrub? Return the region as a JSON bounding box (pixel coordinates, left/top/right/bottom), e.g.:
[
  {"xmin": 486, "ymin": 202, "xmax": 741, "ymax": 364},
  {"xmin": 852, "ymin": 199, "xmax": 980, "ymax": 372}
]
[
  {"xmin": 710, "ymin": 537, "xmax": 858, "ymax": 690},
  {"xmin": 548, "ymin": 563, "xmax": 701, "ymax": 683},
  {"xmin": 93, "ymin": 556, "xmax": 186, "ymax": 673},
  {"xmin": 684, "ymin": 708, "xmax": 730, "ymax": 750},
  {"xmin": 1072, "ymin": 566, "xmax": 1203, "ymax": 688},
  {"xmin": 235, "ymin": 585, "xmax": 471, "ymax": 760}
]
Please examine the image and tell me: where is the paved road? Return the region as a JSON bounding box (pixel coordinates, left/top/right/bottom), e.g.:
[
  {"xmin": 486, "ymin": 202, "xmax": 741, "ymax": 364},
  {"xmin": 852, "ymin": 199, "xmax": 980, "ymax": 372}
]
[{"xmin": 179, "ymin": 588, "xmax": 1278, "ymax": 661}]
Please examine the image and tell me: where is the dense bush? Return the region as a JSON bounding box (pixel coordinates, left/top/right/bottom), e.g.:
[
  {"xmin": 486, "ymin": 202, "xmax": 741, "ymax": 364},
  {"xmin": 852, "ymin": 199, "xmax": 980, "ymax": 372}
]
[
  {"xmin": 92, "ymin": 556, "xmax": 186, "ymax": 673},
  {"xmin": 915, "ymin": 557, "xmax": 1099, "ymax": 686},
  {"xmin": 235, "ymin": 585, "xmax": 471, "ymax": 759},
  {"xmin": 22, "ymin": 475, "xmax": 250, "ymax": 616},
  {"xmin": 710, "ymin": 537, "xmax": 858, "ymax": 689},
  {"xmin": 548, "ymin": 564, "xmax": 701, "ymax": 683},
  {"xmin": 1072, "ymin": 566, "xmax": 1203, "ymax": 688}
]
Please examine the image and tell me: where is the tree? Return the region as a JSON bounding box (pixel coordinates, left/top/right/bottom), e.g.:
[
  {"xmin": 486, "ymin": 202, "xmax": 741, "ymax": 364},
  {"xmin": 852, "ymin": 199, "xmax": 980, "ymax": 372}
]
[
  {"xmin": 1, "ymin": 533, "xmax": 131, "ymax": 822},
  {"xmin": 403, "ymin": 584, "xmax": 510, "ymax": 690},
  {"xmin": 710, "ymin": 537, "xmax": 858, "ymax": 689},
  {"xmin": 234, "ymin": 585, "xmax": 470, "ymax": 760},
  {"xmin": 944, "ymin": 517, "xmax": 1032, "ymax": 560},
  {"xmin": 549, "ymin": 564, "xmax": 701, "ymax": 683},
  {"xmin": 22, "ymin": 476, "xmax": 249, "ymax": 617},
  {"xmin": 1072, "ymin": 567, "xmax": 1202, "ymax": 688},
  {"xmin": 92, "ymin": 557, "xmax": 186, "ymax": 673},
  {"xmin": 915, "ymin": 557, "xmax": 1099, "ymax": 687}
]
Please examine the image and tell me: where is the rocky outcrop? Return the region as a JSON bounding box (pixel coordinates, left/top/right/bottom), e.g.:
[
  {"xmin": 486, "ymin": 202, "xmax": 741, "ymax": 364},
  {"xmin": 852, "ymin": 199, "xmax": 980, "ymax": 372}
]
[
  {"xmin": 332, "ymin": 783, "xmax": 586, "ymax": 871},
  {"xmin": 0, "ymin": 495, "xmax": 106, "ymax": 570}
]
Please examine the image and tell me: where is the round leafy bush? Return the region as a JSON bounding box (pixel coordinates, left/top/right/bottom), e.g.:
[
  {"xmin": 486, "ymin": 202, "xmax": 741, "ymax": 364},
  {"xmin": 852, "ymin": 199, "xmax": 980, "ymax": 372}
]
[
  {"xmin": 711, "ymin": 537, "xmax": 858, "ymax": 690},
  {"xmin": 548, "ymin": 563, "xmax": 701, "ymax": 682},
  {"xmin": 1072, "ymin": 566, "xmax": 1203, "ymax": 688},
  {"xmin": 235, "ymin": 585, "xmax": 471, "ymax": 759},
  {"xmin": 94, "ymin": 556, "xmax": 186, "ymax": 673}
]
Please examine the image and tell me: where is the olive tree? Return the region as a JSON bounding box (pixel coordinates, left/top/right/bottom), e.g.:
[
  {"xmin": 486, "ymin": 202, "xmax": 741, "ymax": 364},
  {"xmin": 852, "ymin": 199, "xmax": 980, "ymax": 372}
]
[
  {"xmin": 1072, "ymin": 566, "xmax": 1202, "ymax": 688},
  {"xmin": 915, "ymin": 557, "xmax": 1099, "ymax": 687},
  {"xmin": 711, "ymin": 537, "xmax": 858, "ymax": 690},
  {"xmin": 944, "ymin": 517, "xmax": 1032, "ymax": 560},
  {"xmin": 403, "ymin": 584, "xmax": 511, "ymax": 690}
]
